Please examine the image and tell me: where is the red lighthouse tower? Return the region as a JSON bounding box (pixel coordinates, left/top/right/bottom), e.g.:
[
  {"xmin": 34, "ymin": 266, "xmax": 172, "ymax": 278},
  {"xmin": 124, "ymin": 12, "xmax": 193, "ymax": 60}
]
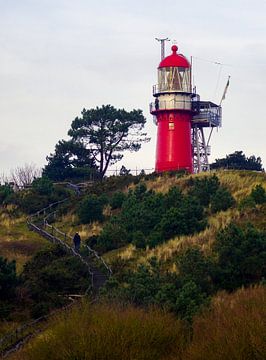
[
  {"xmin": 150, "ymin": 45, "xmax": 193, "ymax": 173},
  {"xmin": 150, "ymin": 43, "xmax": 222, "ymax": 174}
]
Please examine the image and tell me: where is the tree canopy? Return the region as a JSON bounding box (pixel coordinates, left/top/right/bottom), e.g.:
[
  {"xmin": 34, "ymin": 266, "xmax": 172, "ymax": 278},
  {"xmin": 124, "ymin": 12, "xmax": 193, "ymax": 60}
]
[
  {"xmin": 210, "ymin": 151, "xmax": 264, "ymax": 171},
  {"xmin": 68, "ymin": 105, "xmax": 149, "ymax": 178},
  {"xmin": 44, "ymin": 105, "xmax": 149, "ymax": 181},
  {"xmin": 43, "ymin": 139, "xmax": 97, "ymax": 181}
]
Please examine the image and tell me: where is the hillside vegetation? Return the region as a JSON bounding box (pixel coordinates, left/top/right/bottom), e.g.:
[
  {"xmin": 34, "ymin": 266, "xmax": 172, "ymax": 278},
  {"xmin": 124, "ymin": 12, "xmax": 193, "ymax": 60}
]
[{"xmin": 1, "ymin": 169, "xmax": 266, "ymax": 359}]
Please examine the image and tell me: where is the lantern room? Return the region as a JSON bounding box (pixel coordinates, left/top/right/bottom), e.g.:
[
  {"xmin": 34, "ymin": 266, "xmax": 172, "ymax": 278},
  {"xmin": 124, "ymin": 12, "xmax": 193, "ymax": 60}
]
[{"xmin": 155, "ymin": 45, "xmax": 191, "ymax": 94}]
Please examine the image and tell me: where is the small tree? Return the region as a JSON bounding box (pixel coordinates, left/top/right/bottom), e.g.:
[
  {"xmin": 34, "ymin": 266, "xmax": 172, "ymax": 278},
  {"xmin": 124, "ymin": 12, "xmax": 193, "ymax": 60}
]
[
  {"xmin": 68, "ymin": 105, "xmax": 150, "ymax": 178},
  {"xmin": 210, "ymin": 187, "xmax": 235, "ymax": 213},
  {"xmin": 77, "ymin": 195, "xmax": 104, "ymax": 224},
  {"xmin": 213, "ymin": 223, "xmax": 266, "ymax": 290},
  {"xmin": 0, "ymin": 257, "xmax": 18, "ymax": 300},
  {"xmin": 0, "ymin": 184, "xmax": 13, "ymax": 205},
  {"xmin": 250, "ymin": 184, "xmax": 266, "ymax": 204},
  {"xmin": 32, "ymin": 176, "xmax": 53, "ymax": 196}
]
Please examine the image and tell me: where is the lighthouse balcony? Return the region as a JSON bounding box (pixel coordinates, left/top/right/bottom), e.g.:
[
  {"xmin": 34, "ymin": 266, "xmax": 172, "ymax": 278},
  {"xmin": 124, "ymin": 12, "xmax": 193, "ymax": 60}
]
[
  {"xmin": 191, "ymin": 101, "xmax": 222, "ymax": 127},
  {"xmin": 150, "ymin": 99, "xmax": 192, "ymax": 114},
  {"xmin": 153, "ymin": 84, "xmax": 191, "ymax": 95}
]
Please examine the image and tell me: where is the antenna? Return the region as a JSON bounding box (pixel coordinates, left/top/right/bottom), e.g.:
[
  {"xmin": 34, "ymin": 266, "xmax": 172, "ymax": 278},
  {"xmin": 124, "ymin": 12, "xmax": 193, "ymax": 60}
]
[{"xmin": 155, "ymin": 37, "xmax": 170, "ymax": 61}]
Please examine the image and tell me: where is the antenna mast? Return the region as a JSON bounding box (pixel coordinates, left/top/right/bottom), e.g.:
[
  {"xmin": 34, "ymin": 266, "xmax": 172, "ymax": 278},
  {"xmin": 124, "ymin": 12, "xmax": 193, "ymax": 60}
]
[{"xmin": 155, "ymin": 37, "xmax": 170, "ymax": 60}]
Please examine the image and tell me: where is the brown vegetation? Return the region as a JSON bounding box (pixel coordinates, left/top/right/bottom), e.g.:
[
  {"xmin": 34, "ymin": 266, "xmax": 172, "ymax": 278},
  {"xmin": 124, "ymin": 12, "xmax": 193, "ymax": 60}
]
[
  {"xmin": 185, "ymin": 286, "xmax": 266, "ymax": 360},
  {"xmin": 10, "ymin": 286, "xmax": 266, "ymax": 360}
]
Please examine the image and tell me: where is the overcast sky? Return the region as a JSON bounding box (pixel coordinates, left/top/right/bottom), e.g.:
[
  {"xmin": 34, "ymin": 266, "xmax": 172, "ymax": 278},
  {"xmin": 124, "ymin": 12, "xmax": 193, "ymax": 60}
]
[{"xmin": 1, "ymin": 0, "xmax": 266, "ymax": 176}]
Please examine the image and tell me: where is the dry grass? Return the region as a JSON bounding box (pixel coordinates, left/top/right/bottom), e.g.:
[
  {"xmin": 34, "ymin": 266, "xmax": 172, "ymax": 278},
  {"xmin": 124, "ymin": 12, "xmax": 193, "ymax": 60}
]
[
  {"xmin": 0, "ymin": 207, "xmax": 47, "ymax": 272},
  {"xmin": 12, "ymin": 303, "xmax": 187, "ymax": 360},
  {"xmin": 114, "ymin": 171, "xmax": 266, "ymax": 267},
  {"xmin": 9, "ymin": 287, "xmax": 266, "ymax": 360},
  {"xmin": 53, "ymin": 212, "xmax": 103, "ymax": 245},
  {"xmin": 185, "ymin": 285, "xmax": 266, "ymax": 360}
]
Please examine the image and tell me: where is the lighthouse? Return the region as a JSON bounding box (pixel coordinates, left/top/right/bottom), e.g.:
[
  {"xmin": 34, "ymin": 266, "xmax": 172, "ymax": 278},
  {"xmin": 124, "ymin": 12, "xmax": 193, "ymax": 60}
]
[
  {"xmin": 150, "ymin": 45, "xmax": 193, "ymax": 173},
  {"xmin": 150, "ymin": 43, "xmax": 222, "ymax": 173}
]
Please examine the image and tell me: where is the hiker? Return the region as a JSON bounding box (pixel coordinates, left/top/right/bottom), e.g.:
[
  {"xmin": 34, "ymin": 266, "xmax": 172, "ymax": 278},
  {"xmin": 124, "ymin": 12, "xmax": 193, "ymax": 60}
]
[{"xmin": 73, "ymin": 232, "xmax": 81, "ymax": 252}]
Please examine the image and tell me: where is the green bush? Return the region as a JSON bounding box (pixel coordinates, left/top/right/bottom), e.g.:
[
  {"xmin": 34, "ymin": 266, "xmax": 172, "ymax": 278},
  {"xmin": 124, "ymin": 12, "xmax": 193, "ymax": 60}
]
[
  {"xmin": 77, "ymin": 194, "xmax": 104, "ymax": 223},
  {"xmin": 110, "ymin": 191, "xmax": 127, "ymax": 209},
  {"xmin": 0, "ymin": 184, "xmax": 14, "ymax": 205},
  {"xmin": 189, "ymin": 175, "xmax": 220, "ymax": 206},
  {"xmin": 213, "ymin": 223, "xmax": 266, "ymax": 291},
  {"xmin": 132, "ymin": 231, "xmax": 146, "ymax": 249},
  {"xmin": 32, "ymin": 176, "xmax": 53, "ymax": 196},
  {"xmin": 250, "ymin": 184, "xmax": 266, "ymax": 204},
  {"xmin": 96, "ymin": 222, "xmax": 128, "ymax": 253},
  {"xmin": 21, "ymin": 245, "xmax": 91, "ymax": 317},
  {"xmin": 0, "ymin": 257, "xmax": 18, "ymax": 302},
  {"xmin": 210, "ymin": 187, "xmax": 235, "ymax": 213}
]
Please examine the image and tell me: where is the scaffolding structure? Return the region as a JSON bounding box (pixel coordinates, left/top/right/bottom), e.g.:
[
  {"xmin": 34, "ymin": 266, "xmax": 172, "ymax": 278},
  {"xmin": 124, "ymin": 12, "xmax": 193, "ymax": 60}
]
[{"xmin": 191, "ymin": 100, "xmax": 222, "ymax": 173}]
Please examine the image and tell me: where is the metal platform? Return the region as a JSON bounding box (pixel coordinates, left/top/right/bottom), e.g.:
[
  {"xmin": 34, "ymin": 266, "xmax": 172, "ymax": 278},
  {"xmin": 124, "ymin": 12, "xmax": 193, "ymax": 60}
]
[{"xmin": 192, "ymin": 101, "xmax": 222, "ymax": 127}]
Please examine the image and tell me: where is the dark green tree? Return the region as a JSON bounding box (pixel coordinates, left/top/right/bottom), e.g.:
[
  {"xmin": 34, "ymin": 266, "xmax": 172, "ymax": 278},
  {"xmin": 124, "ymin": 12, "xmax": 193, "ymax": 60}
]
[
  {"xmin": 177, "ymin": 247, "xmax": 215, "ymax": 294},
  {"xmin": 68, "ymin": 105, "xmax": 149, "ymax": 178},
  {"xmin": 250, "ymin": 184, "xmax": 266, "ymax": 204},
  {"xmin": 0, "ymin": 184, "xmax": 13, "ymax": 205},
  {"xmin": 189, "ymin": 175, "xmax": 220, "ymax": 206},
  {"xmin": 211, "ymin": 151, "xmax": 263, "ymax": 171},
  {"xmin": 0, "ymin": 257, "xmax": 18, "ymax": 300},
  {"xmin": 210, "ymin": 187, "xmax": 235, "ymax": 213},
  {"xmin": 43, "ymin": 140, "xmax": 97, "ymax": 181},
  {"xmin": 77, "ymin": 195, "xmax": 104, "ymax": 224},
  {"xmin": 32, "ymin": 176, "xmax": 53, "ymax": 196},
  {"xmin": 213, "ymin": 223, "xmax": 266, "ymax": 290}
]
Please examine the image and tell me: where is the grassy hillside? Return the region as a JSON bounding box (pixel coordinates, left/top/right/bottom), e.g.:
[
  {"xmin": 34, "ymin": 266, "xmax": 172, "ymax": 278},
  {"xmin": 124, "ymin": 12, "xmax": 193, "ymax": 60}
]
[
  {"xmin": 10, "ymin": 285, "xmax": 266, "ymax": 360},
  {"xmin": 1, "ymin": 169, "xmax": 265, "ymax": 358},
  {"xmin": 0, "ymin": 206, "xmax": 47, "ymax": 273}
]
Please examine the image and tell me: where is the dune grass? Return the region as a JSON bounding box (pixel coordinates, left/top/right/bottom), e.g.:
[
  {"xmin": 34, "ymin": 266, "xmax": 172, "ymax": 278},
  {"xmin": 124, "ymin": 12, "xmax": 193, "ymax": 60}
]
[
  {"xmin": 185, "ymin": 285, "xmax": 266, "ymax": 360},
  {"xmin": 13, "ymin": 303, "xmax": 187, "ymax": 360},
  {"xmin": 0, "ymin": 206, "xmax": 47, "ymax": 272},
  {"xmin": 10, "ymin": 286, "xmax": 266, "ymax": 360}
]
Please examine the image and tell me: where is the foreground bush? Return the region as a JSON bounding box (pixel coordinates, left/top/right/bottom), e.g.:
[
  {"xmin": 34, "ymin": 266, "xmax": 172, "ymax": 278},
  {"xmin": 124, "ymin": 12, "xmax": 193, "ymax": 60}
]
[
  {"xmin": 185, "ymin": 286, "xmax": 266, "ymax": 360},
  {"xmin": 17, "ymin": 303, "xmax": 187, "ymax": 360}
]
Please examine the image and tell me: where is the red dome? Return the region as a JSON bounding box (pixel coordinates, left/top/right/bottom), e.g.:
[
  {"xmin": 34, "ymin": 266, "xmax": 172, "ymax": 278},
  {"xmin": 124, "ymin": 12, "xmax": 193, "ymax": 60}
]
[{"xmin": 159, "ymin": 45, "xmax": 190, "ymax": 68}]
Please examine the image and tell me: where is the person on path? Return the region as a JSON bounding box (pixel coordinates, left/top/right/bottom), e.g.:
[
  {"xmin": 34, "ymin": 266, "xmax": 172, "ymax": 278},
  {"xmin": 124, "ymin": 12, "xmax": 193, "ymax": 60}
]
[{"xmin": 73, "ymin": 232, "xmax": 81, "ymax": 252}]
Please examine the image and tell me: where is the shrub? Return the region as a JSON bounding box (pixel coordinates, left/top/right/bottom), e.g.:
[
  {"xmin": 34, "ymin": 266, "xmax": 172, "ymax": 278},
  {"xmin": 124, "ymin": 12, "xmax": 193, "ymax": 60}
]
[
  {"xmin": 110, "ymin": 191, "xmax": 127, "ymax": 209},
  {"xmin": 158, "ymin": 196, "xmax": 205, "ymax": 240},
  {"xmin": 15, "ymin": 303, "xmax": 187, "ymax": 360},
  {"xmin": 96, "ymin": 222, "xmax": 128, "ymax": 253},
  {"xmin": 132, "ymin": 231, "xmax": 146, "ymax": 249},
  {"xmin": 210, "ymin": 186, "xmax": 235, "ymax": 213},
  {"xmin": 0, "ymin": 184, "xmax": 13, "ymax": 205},
  {"xmin": 250, "ymin": 184, "xmax": 266, "ymax": 204},
  {"xmin": 175, "ymin": 280, "xmax": 209, "ymax": 322},
  {"xmin": 77, "ymin": 194, "xmax": 104, "ymax": 223},
  {"xmin": 189, "ymin": 175, "xmax": 220, "ymax": 206},
  {"xmin": 177, "ymin": 247, "xmax": 215, "ymax": 294},
  {"xmin": 0, "ymin": 257, "xmax": 18, "ymax": 301},
  {"xmin": 213, "ymin": 223, "xmax": 266, "ymax": 291},
  {"xmin": 185, "ymin": 286, "xmax": 266, "ymax": 360},
  {"xmin": 32, "ymin": 176, "xmax": 53, "ymax": 196}
]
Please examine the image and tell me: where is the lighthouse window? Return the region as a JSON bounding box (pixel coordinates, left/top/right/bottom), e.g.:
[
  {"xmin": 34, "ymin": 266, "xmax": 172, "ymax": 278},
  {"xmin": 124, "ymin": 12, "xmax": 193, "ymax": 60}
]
[
  {"xmin": 158, "ymin": 67, "xmax": 191, "ymax": 92},
  {"xmin": 169, "ymin": 122, "xmax": 175, "ymax": 130}
]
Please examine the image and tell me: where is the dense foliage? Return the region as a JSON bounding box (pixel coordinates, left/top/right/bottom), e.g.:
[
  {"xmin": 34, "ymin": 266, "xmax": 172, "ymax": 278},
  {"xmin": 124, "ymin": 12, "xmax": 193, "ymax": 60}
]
[
  {"xmin": 0, "ymin": 184, "xmax": 13, "ymax": 205},
  {"xmin": 44, "ymin": 105, "xmax": 149, "ymax": 180},
  {"xmin": 21, "ymin": 245, "xmax": 91, "ymax": 318},
  {"xmin": 43, "ymin": 139, "xmax": 98, "ymax": 181},
  {"xmin": 211, "ymin": 150, "xmax": 264, "ymax": 171},
  {"xmin": 88, "ymin": 175, "xmax": 235, "ymax": 253},
  {"xmin": 101, "ymin": 223, "xmax": 266, "ymax": 320},
  {"xmin": 0, "ymin": 257, "xmax": 18, "ymax": 318}
]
